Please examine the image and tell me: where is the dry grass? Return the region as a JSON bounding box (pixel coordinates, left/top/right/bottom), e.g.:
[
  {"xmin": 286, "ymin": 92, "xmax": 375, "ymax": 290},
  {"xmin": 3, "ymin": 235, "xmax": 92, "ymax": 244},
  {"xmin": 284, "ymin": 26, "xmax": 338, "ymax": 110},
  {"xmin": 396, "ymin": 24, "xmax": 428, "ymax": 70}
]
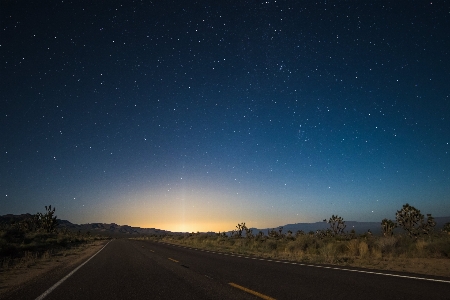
[
  {"xmin": 0, "ymin": 239, "xmax": 108, "ymax": 297},
  {"xmin": 0, "ymin": 230, "xmax": 100, "ymax": 271}
]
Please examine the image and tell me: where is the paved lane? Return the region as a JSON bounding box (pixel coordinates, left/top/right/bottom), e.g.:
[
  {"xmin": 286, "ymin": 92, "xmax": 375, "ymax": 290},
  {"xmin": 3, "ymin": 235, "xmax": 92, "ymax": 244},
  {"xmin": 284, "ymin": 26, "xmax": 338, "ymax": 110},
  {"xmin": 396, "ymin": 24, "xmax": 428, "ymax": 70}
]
[{"xmin": 5, "ymin": 239, "xmax": 450, "ymax": 299}]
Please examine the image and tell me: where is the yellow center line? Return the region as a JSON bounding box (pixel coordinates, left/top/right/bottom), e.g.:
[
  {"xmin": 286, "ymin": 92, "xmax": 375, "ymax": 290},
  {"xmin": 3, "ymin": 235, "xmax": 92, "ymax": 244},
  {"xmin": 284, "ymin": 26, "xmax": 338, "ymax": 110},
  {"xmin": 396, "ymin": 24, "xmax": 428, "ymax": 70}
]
[
  {"xmin": 228, "ymin": 282, "xmax": 276, "ymax": 300},
  {"xmin": 168, "ymin": 257, "xmax": 179, "ymax": 263}
]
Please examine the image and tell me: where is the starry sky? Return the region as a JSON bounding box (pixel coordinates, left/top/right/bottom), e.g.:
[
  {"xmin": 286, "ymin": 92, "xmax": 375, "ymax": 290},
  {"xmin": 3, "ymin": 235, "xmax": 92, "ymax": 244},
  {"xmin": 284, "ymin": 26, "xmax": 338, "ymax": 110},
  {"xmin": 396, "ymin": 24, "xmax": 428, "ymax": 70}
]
[{"xmin": 2, "ymin": 1, "xmax": 449, "ymax": 233}]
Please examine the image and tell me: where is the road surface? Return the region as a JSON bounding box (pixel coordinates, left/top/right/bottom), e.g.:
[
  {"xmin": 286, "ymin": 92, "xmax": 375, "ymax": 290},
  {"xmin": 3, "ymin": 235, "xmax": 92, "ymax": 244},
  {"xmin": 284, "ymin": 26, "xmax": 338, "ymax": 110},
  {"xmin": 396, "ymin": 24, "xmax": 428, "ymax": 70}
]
[{"xmin": 5, "ymin": 239, "xmax": 450, "ymax": 299}]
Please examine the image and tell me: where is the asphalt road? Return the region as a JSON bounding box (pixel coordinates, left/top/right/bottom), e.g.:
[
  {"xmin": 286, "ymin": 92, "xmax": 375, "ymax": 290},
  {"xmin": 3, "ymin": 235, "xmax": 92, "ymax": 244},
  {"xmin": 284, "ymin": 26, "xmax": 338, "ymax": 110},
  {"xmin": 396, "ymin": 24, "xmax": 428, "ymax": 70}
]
[{"xmin": 5, "ymin": 239, "xmax": 450, "ymax": 299}]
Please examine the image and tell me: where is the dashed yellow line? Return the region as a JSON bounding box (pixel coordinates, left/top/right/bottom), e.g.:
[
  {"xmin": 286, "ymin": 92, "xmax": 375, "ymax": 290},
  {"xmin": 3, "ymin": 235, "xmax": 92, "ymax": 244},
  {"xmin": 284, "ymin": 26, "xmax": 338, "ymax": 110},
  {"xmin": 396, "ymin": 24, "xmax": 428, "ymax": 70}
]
[
  {"xmin": 228, "ymin": 282, "xmax": 276, "ymax": 300},
  {"xmin": 168, "ymin": 257, "xmax": 179, "ymax": 263}
]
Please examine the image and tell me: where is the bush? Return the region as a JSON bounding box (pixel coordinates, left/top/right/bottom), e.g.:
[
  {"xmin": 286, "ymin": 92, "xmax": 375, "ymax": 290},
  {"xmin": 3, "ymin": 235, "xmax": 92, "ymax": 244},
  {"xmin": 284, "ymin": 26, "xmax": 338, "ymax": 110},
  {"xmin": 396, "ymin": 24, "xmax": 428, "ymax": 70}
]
[
  {"xmin": 319, "ymin": 243, "xmax": 337, "ymax": 263},
  {"xmin": 347, "ymin": 239, "xmax": 359, "ymax": 256},
  {"xmin": 358, "ymin": 241, "xmax": 369, "ymax": 258},
  {"xmin": 376, "ymin": 236, "xmax": 397, "ymax": 254},
  {"xmin": 266, "ymin": 240, "xmax": 277, "ymax": 250}
]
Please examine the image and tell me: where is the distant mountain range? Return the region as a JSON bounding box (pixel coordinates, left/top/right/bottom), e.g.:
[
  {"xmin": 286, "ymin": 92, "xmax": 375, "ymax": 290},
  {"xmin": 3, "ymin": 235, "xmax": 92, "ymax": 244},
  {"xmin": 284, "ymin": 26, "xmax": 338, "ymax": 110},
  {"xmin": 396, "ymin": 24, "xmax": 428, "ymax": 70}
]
[
  {"xmin": 0, "ymin": 214, "xmax": 173, "ymax": 236},
  {"xmin": 1, "ymin": 213, "xmax": 449, "ymax": 236}
]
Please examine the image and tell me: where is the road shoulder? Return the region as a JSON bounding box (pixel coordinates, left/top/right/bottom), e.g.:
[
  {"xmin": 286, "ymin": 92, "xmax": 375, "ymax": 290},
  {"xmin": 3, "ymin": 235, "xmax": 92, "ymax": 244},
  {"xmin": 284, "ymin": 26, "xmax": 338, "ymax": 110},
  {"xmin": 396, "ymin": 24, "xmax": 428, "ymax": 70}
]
[{"xmin": 0, "ymin": 239, "xmax": 109, "ymax": 298}]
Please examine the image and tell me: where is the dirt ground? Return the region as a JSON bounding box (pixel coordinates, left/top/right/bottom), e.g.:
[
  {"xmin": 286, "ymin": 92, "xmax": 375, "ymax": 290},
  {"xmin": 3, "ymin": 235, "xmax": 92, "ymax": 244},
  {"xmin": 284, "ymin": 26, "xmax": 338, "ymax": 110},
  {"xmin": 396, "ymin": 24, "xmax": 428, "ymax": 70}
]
[{"xmin": 0, "ymin": 239, "xmax": 109, "ymax": 297}]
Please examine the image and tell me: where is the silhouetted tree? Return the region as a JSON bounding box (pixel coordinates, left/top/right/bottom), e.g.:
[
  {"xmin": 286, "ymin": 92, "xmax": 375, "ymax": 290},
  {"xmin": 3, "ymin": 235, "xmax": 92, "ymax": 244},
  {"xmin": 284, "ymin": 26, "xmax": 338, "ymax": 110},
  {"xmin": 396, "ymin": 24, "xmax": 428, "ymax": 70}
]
[
  {"xmin": 381, "ymin": 218, "xmax": 396, "ymax": 236},
  {"xmin": 443, "ymin": 222, "xmax": 450, "ymax": 234},
  {"xmin": 35, "ymin": 205, "xmax": 58, "ymax": 233},
  {"xmin": 328, "ymin": 215, "xmax": 346, "ymax": 235},
  {"xmin": 395, "ymin": 203, "xmax": 435, "ymax": 238}
]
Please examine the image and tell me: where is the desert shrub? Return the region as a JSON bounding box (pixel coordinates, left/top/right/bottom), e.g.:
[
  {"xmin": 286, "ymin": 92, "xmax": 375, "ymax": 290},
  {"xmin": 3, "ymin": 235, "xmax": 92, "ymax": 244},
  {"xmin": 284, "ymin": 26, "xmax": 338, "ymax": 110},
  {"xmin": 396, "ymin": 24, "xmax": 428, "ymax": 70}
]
[
  {"xmin": 415, "ymin": 239, "xmax": 428, "ymax": 256},
  {"xmin": 234, "ymin": 238, "xmax": 245, "ymax": 248},
  {"xmin": 216, "ymin": 238, "xmax": 228, "ymax": 245},
  {"xmin": 358, "ymin": 241, "xmax": 369, "ymax": 258},
  {"xmin": 347, "ymin": 239, "xmax": 360, "ymax": 256},
  {"xmin": 193, "ymin": 233, "xmax": 209, "ymax": 242},
  {"xmin": 18, "ymin": 251, "xmax": 38, "ymax": 268},
  {"xmin": 319, "ymin": 243, "xmax": 337, "ymax": 263},
  {"xmin": 389, "ymin": 235, "xmax": 414, "ymax": 256},
  {"xmin": 57, "ymin": 235, "xmax": 71, "ymax": 247},
  {"xmin": 293, "ymin": 235, "xmax": 319, "ymax": 252},
  {"xmin": 436, "ymin": 239, "xmax": 450, "ymax": 258},
  {"xmin": 304, "ymin": 239, "xmax": 323, "ymax": 256},
  {"xmin": 377, "ymin": 236, "xmax": 397, "ymax": 254},
  {"xmin": 42, "ymin": 249, "xmax": 53, "ymax": 260},
  {"xmin": 226, "ymin": 239, "xmax": 235, "ymax": 246},
  {"xmin": 2, "ymin": 227, "xmax": 25, "ymax": 243},
  {"xmin": 285, "ymin": 241, "xmax": 297, "ymax": 253},
  {"xmin": 334, "ymin": 241, "xmax": 348, "ymax": 255},
  {"xmin": 266, "ymin": 240, "xmax": 277, "ymax": 250},
  {"xmin": 421, "ymin": 236, "xmax": 450, "ymax": 258},
  {"xmin": 0, "ymin": 240, "xmax": 17, "ymax": 257},
  {"xmin": 371, "ymin": 246, "xmax": 383, "ymax": 259},
  {"xmin": 246, "ymin": 240, "xmax": 259, "ymax": 252}
]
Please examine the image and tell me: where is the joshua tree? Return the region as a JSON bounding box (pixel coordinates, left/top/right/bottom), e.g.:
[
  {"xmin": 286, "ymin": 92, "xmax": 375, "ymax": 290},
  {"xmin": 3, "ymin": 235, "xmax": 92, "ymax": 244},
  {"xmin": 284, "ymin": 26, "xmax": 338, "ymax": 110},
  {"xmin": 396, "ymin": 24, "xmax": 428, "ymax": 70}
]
[
  {"xmin": 328, "ymin": 215, "xmax": 346, "ymax": 235},
  {"xmin": 349, "ymin": 228, "xmax": 356, "ymax": 239},
  {"xmin": 35, "ymin": 205, "xmax": 58, "ymax": 233},
  {"xmin": 381, "ymin": 218, "xmax": 397, "ymax": 236},
  {"xmin": 244, "ymin": 225, "xmax": 254, "ymax": 239},
  {"xmin": 268, "ymin": 228, "xmax": 279, "ymax": 238},
  {"xmin": 315, "ymin": 229, "xmax": 332, "ymax": 239},
  {"xmin": 420, "ymin": 214, "xmax": 436, "ymax": 235},
  {"xmin": 256, "ymin": 230, "xmax": 265, "ymax": 239},
  {"xmin": 443, "ymin": 222, "xmax": 450, "ymax": 234},
  {"xmin": 295, "ymin": 230, "xmax": 305, "ymax": 238},
  {"xmin": 395, "ymin": 203, "xmax": 434, "ymax": 238},
  {"xmin": 234, "ymin": 222, "xmax": 246, "ymax": 238},
  {"xmin": 278, "ymin": 226, "xmax": 284, "ymax": 237}
]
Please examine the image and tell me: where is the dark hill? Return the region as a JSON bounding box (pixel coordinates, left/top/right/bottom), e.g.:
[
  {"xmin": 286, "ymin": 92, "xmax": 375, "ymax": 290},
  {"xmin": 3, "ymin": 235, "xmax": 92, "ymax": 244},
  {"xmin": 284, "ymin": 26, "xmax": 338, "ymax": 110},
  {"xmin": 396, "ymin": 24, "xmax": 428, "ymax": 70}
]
[{"xmin": 1, "ymin": 214, "xmax": 449, "ymax": 236}]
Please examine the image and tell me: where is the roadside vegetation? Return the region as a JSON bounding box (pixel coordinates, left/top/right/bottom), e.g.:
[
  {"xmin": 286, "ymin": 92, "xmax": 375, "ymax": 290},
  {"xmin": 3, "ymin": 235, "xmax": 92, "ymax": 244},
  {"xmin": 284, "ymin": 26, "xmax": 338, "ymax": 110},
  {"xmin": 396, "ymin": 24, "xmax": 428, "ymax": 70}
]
[
  {"xmin": 0, "ymin": 205, "xmax": 107, "ymax": 272},
  {"xmin": 140, "ymin": 203, "xmax": 450, "ymax": 277}
]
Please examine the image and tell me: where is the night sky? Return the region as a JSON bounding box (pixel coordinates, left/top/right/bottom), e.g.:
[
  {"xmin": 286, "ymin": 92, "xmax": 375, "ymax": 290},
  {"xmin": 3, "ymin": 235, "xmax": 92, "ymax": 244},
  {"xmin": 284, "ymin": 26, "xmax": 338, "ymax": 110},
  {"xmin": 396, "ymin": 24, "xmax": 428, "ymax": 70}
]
[{"xmin": 2, "ymin": 1, "xmax": 449, "ymax": 232}]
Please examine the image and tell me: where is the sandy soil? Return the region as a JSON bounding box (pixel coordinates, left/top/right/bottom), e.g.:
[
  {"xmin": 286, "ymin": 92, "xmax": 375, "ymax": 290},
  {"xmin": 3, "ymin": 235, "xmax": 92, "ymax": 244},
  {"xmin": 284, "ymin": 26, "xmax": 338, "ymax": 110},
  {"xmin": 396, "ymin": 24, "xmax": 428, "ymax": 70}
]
[{"xmin": 0, "ymin": 239, "xmax": 109, "ymax": 297}]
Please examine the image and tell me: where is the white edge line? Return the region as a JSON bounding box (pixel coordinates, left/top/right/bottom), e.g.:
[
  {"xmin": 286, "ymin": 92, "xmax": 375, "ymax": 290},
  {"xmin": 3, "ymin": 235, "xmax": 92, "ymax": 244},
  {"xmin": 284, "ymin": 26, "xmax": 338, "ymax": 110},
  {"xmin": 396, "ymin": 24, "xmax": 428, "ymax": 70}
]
[{"xmin": 35, "ymin": 240, "xmax": 112, "ymax": 300}]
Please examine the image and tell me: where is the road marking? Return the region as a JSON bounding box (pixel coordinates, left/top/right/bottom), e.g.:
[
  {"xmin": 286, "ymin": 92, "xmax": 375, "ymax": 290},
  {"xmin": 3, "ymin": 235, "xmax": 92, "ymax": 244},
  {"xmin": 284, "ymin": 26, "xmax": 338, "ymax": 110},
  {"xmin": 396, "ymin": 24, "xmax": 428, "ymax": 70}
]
[
  {"xmin": 150, "ymin": 250, "xmax": 154, "ymax": 252},
  {"xmin": 168, "ymin": 257, "xmax": 179, "ymax": 263},
  {"xmin": 35, "ymin": 240, "xmax": 112, "ymax": 300},
  {"xmin": 229, "ymin": 282, "xmax": 276, "ymax": 300}
]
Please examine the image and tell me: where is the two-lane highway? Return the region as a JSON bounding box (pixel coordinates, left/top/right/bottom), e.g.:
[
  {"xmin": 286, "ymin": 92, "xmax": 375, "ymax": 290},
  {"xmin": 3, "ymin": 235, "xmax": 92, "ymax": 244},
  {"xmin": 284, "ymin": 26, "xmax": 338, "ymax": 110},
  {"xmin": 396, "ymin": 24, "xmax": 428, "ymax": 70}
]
[{"xmin": 5, "ymin": 239, "xmax": 450, "ymax": 299}]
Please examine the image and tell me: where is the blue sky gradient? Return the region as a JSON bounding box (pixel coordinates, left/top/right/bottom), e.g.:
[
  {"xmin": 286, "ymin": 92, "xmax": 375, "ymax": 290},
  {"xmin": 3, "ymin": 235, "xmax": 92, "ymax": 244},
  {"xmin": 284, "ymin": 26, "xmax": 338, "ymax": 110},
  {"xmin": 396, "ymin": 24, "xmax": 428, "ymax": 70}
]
[{"xmin": 2, "ymin": 1, "xmax": 449, "ymax": 232}]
